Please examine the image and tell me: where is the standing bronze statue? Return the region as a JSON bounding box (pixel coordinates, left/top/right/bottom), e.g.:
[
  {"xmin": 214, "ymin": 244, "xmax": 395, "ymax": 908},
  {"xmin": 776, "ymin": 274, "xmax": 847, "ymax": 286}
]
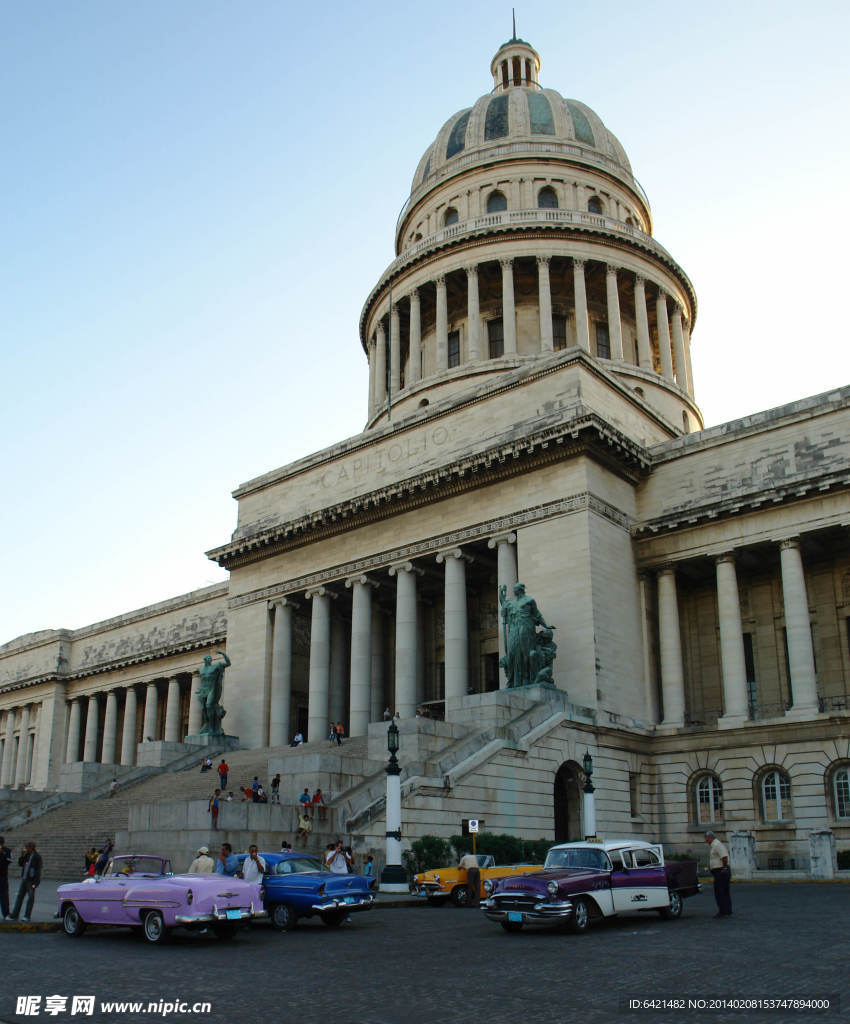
[
  {"xmin": 198, "ymin": 650, "xmax": 231, "ymax": 736},
  {"xmin": 498, "ymin": 583, "xmax": 556, "ymax": 688}
]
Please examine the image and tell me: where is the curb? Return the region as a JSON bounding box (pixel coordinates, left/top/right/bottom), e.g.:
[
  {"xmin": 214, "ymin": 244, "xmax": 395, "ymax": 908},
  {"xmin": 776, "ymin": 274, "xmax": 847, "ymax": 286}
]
[{"xmin": 0, "ymin": 921, "xmax": 60, "ymax": 933}]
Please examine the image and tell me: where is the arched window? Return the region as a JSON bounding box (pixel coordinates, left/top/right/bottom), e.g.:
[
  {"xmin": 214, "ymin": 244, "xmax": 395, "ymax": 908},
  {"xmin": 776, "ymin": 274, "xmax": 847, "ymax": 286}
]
[
  {"xmin": 694, "ymin": 772, "xmax": 723, "ymax": 825},
  {"xmin": 830, "ymin": 764, "xmax": 850, "ymax": 819},
  {"xmin": 537, "ymin": 186, "xmax": 558, "ymax": 209},
  {"xmin": 587, "ymin": 196, "xmax": 603, "ymax": 214},
  {"xmin": 486, "ymin": 190, "xmax": 507, "ymax": 213},
  {"xmin": 443, "ymin": 207, "xmax": 459, "ymax": 226},
  {"xmin": 759, "ymin": 768, "xmax": 792, "ymax": 821}
]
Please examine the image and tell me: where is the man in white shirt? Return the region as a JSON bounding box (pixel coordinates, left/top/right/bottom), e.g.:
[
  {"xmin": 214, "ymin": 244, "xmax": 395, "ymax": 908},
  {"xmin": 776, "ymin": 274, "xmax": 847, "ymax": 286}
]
[
  {"xmin": 325, "ymin": 841, "xmax": 353, "ymax": 874},
  {"xmin": 187, "ymin": 846, "xmax": 214, "ymax": 873},
  {"xmin": 704, "ymin": 831, "xmax": 732, "ymax": 918},
  {"xmin": 459, "ymin": 852, "xmax": 480, "ymax": 908},
  {"xmin": 240, "ymin": 845, "xmax": 267, "ymax": 883}
]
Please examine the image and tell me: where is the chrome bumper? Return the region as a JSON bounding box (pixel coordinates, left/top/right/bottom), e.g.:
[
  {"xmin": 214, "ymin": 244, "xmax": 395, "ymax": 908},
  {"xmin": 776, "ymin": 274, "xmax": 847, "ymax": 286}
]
[
  {"xmin": 482, "ymin": 897, "xmax": 574, "ymax": 923},
  {"xmin": 310, "ymin": 895, "xmax": 375, "ymax": 913},
  {"xmin": 175, "ymin": 908, "xmax": 268, "ymax": 924},
  {"xmin": 413, "ymin": 885, "xmax": 443, "ymax": 898}
]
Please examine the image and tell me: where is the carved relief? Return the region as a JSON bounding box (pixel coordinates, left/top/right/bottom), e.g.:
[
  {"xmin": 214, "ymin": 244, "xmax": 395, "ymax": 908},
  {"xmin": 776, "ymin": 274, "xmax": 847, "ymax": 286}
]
[{"xmin": 79, "ymin": 611, "xmax": 228, "ymax": 669}]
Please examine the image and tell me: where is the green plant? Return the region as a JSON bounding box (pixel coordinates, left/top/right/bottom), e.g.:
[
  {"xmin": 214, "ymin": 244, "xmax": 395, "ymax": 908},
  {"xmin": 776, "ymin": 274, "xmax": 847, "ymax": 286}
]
[
  {"xmin": 450, "ymin": 832, "xmax": 551, "ymax": 865},
  {"xmin": 403, "ymin": 835, "xmax": 455, "ymax": 874}
]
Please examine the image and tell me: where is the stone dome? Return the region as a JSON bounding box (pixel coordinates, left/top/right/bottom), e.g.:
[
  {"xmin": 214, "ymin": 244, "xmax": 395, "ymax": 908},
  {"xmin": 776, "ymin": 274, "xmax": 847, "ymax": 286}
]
[{"xmin": 408, "ymin": 38, "xmax": 634, "ymax": 204}]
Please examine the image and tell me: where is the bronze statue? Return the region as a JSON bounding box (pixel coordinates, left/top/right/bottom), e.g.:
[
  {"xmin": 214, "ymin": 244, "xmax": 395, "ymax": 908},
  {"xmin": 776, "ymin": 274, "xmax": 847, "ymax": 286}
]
[
  {"xmin": 498, "ymin": 583, "xmax": 556, "ymax": 688},
  {"xmin": 198, "ymin": 650, "xmax": 230, "ymax": 736}
]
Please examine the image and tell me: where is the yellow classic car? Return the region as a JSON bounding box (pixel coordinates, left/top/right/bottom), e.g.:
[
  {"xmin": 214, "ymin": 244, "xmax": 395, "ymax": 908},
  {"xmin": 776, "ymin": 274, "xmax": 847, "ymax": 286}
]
[{"xmin": 412, "ymin": 854, "xmax": 543, "ymax": 906}]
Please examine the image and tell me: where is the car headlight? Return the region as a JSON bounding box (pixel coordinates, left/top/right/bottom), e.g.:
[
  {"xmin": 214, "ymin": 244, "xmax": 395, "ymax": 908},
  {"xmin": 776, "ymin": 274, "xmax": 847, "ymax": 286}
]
[
  {"xmin": 483, "ymin": 879, "xmax": 494, "ymax": 893},
  {"xmin": 546, "ymin": 880, "xmax": 559, "ymax": 896}
]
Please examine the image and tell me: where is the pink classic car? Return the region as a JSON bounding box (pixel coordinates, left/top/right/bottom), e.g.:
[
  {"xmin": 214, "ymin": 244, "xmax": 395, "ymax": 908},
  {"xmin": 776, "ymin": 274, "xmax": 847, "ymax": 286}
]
[{"xmin": 56, "ymin": 855, "xmax": 266, "ymax": 943}]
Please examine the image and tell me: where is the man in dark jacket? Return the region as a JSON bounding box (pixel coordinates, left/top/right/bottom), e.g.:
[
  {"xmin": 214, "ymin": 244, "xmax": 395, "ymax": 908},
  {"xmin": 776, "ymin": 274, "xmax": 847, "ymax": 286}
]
[
  {"xmin": 8, "ymin": 841, "xmax": 42, "ymax": 922},
  {"xmin": 0, "ymin": 835, "xmax": 11, "ymax": 918}
]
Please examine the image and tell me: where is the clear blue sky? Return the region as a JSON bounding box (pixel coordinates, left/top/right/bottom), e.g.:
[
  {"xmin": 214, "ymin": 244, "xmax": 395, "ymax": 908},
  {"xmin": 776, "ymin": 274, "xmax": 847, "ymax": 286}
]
[{"xmin": 2, "ymin": 0, "xmax": 848, "ymax": 645}]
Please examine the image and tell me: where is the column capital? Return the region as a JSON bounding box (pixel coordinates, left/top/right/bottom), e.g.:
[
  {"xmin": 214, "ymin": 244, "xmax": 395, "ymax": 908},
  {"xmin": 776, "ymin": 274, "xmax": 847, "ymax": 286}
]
[
  {"xmin": 778, "ymin": 536, "xmax": 801, "ymax": 551},
  {"xmin": 345, "ymin": 574, "xmax": 380, "ymax": 590},
  {"xmin": 499, "ymin": 257, "xmax": 513, "ymax": 271},
  {"xmin": 606, "ymin": 263, "xmax": 619, "ymax": 276},
  {"xmin": 434, "ymin": 273, "xmax": 446, "ymax": 287},
  {"xmin": 376, "ymin": 322, "xmax": 386, "ymax": 339},
  {"xmin": 656, "ymin": 562, "xmax": 677, "ymax": 578},
  {"xmin": 465, "ymin": 264, "xmax": 478, "ymax": 280},
  {"xmin": 714, "ymin": 550, "xmax": 738, "ymax": 566},
  {"xmin": 487, "ymin": 532, "xmax": 517, "ymax": 549},
  {"xmin": 435, "ymin": 547, "xmax": 473, "ymax": 565},
  {"xmin": 408, "ymin": 286, "xmax": 419, "ymax": 302},
  {"xmin": 672, "ymin": 304, "xmax": 684, "ymax": 322},
  {"xmin": 573, "ymin": 257, "xmax": 586, "ymax": 271},
  {"xmin": 306, "ymin": 585, "xmax": 338, "ymax": 600},
  {"xmin": 635, "ymin": 274, "xmax": 646, "ymax": 288},
  {"xmin": 656, "ymin": 289, "xmax": 669, "ymax": 304},
  {"xmin": 268, "ymin": 596, "xmax": 300, "ymax": 611},
  {"xmin": 388, "ymin": 561, "xmax": 424, "ymax": 578},
  {"xmin": 536, "ymin": 255, "xmax": 551, "ymax": 268}
]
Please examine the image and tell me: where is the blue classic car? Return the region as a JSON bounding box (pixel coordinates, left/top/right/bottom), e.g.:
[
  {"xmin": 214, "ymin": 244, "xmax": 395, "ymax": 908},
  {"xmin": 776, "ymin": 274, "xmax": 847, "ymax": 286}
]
[{"xmin": 238, "ymin": 851, "xmax": 377, "ymax": 929}]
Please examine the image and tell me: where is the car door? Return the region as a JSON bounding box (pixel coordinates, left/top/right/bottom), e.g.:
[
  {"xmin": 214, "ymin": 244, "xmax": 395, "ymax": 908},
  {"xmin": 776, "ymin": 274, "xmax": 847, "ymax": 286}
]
[
  {"xmin": 610, "ymin": 847, "xmax": 669, "ymax": 913},
  {"xmin": 86, "ymin": 874, "xmax": 134, "ymax": 924}
]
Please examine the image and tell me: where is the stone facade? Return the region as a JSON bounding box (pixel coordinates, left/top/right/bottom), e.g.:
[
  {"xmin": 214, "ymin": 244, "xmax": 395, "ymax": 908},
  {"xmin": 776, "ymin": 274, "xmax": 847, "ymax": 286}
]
[{"xmin": 3, "ymin": 36, "xmax": 850, "ymax": 872}]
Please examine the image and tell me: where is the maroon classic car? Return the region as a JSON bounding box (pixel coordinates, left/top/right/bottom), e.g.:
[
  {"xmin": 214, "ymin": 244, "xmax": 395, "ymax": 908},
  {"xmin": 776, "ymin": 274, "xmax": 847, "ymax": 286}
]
[{"xmin": 482, "ymin": 839, "xmax": 700, "ymax": 933}]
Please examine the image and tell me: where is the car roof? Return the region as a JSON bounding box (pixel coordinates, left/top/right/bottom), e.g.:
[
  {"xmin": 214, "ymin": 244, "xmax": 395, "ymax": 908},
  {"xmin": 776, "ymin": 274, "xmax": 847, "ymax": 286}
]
[{"xmin": 548, "ymin": 839, "xmax": 658, "ymax": 853}]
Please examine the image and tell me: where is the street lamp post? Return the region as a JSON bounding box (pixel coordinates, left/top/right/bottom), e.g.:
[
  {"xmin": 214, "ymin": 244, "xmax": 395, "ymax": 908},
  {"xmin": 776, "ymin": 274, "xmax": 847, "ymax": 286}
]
[
  {"xmin": 582, "ymin": 751, "xmax": 597, "ymax": 841},
  {"xmin": 380, "ymin": 720, "xmax": 408, "ymax": 892}
]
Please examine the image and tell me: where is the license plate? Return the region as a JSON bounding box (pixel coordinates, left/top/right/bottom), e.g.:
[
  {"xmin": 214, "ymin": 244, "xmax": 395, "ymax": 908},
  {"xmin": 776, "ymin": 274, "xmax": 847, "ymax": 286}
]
[
  {"xmin": 225, "ymin": 909, "xmax": 241, "ymax": 920},
  {"xmin": 344, "ymin": 896, "xmax": 356, "ymax": 905},
  {"xmin": 507, "ymin": 911, "xmax": 523, "ymax": 923}
]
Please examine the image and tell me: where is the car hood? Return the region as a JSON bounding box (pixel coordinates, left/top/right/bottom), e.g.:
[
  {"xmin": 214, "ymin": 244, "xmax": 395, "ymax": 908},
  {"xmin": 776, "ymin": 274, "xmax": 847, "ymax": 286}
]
[
  {"xmin": 267, "ymin": 872, "xmax": 372, "ymax": 892},
  {"xmin": 493, "ymin": 868, "xmax": 604, "ymax": 891}
]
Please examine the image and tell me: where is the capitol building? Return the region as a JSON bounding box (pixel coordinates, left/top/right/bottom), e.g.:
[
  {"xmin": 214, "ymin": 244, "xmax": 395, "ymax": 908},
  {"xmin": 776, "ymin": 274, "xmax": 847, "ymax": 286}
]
[{"xmin": 2, "ymin": 36, "xmax": 849, "ymax": 871}]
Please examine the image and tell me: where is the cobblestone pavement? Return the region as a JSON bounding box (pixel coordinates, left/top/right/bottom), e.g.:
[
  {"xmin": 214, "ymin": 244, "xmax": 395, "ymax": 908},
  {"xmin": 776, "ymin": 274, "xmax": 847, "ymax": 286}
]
[{"xmin": 0, "ymin": 884, "xmax": 846, "ymax": 1024}]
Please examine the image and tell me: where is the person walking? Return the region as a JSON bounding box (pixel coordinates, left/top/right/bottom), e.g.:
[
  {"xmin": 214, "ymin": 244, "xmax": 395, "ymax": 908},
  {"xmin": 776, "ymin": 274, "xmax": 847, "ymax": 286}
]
[
  {"xmin": 217, "ymin": 759, "xmax": 229, "ymax": 789},
  {"xmin": 8, "ymin": 841, "xmax": 42, "ymax": 922},
  {"xmin": 705, "ymin": 830, "xmax": 732, "ymax": 917},
  {"xmin": 187, "ymin": 845, "xmax": 214, "ymax": 873},
  {"xmin": 209, "ymin": 789, "xmax": 221, "ymax": 830},
  {"xmin": 460, "ymin": 850, "xmax": 480, "ymax": 908},
  {"xmin": 364, "ymin": 855, "xmax": 374, "ymax": 877},
  {"xmin": 0, "ymin": 836, "xmax": 11, "ymax": 919},
  {"xmin": 335, "ymin": 722, "xmax": 344, "ymax": 746},
  {"xmin": 329, "ymin": 723, "xmax": 337, "ymax": 745}
]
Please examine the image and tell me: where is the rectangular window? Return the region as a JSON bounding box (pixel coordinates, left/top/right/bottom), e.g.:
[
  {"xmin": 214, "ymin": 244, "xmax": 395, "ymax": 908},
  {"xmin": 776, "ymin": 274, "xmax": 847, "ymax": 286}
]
[
  {"xmin": 488, "ymin": 318, "xmax": 504, "ymax": 358},
  {"xmin": 743, "ymin": 633, "xmax": 757, "ymax": 716},
  {"xmin": 448, "ymin": 330, "xmax": 460, "ymax": 368},
  {"xmin": 552, "ymin": 314, "xmax": 567, "ymax": 351},
  {"xmin": 629, "ymin": 772, "xmax": 640, "ymax": 817},
  {"xmin": 836, "ymin": 771, "xmax": 850, "ymax": 818},
  {"xmin": 595, "ymin": 322, "xmax": 610, "ymax": 359}
]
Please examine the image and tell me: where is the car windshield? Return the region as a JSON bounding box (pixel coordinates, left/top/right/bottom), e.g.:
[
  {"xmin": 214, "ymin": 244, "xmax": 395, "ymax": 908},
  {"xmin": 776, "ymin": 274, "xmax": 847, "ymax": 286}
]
[
  {"xmin": 105, "ymin": 856, "xmax": 168, "ymax": 877},
  {"xmin": 274, "ymin": 856, "xmax": 330, "ymax": 875},
  {"xmin": 544, "ymin": 847, "xmax": 611, "ymax": 871}
]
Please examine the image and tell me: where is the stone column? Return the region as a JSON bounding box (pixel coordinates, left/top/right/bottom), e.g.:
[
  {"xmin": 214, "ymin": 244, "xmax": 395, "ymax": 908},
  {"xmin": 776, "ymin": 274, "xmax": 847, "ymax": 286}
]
[
  {"xmin": 307, "ymin": 587, "xmax": 332, "ymax": 742},
  {"xmin": 634, "ymin": 275, "xmax": 652, "ymax": 369},
  {"xmin": 14, "ymin": 705, "xmax": 30, "ymax": 786},
  {"xmin": 374, "ymin": 323, "xmax": 387, "ymax": 409},
  {"xmin": 437, "ymin": 549, "xmax": 470, "ymax": 702},
  {"xmin": 656, "ymin": 291, "xmax": 674, "ymax": 381},
  {"xmin": 329, "ymin": 614, "xmax": 347, "ymax": 726},
  {"xmin": 779, "ymin": 538, "xmax": 819, "ymax": 714},
  {"xmin": 269, "ymin": 599, "xmax": 295, "ymax": 747},
  {"xmin": 488, "ymin": 533, "xmax": 518, "ymax": 685},
  {"xmin": 101, "ymin": 690, "xmax": 119, "ymax": 763},
  {"xmin": 164, "ymin": 677, "xmax": 181, "ymax": 743},
  {"xmin": 501, "ymin": 259, "xmax": 517, "ymax": 355},
  {"xmin": 537, "ymin": 256, "xmax": 554, "ymax": 352},
  {"xmin": 370, "ymin": 603, "xmax": 385, "ymax": 722},
  {"xmin": 347, "ymin": 575, "xmax": 375, "ymax": 737},
  {"xmin": 390, "ymin": 562, "xmax": 420, "ymax": 718},
  {"xmin": 657, "ymin": 567, "xmax": 685, "ymax": 726},
  {"xmin": 573, "ymin": 258, "xmax": 590, "ymax": 351},
  {"xmin": 683, "ymin": 320, "xmax": 695, "ymax": 398},
  {"xmin": 187, "ymin": 671, "xmax": 202, "ymax": 737},
  {"xmin": 367, "ymin": 337, "xmax": 377, "ymax": 414},
  {"xmin": 120, "ymin": 687, "xmax": 138, "ymax": 766},
  {"xmin": 65, "ymin": 699, "xmax": 82, "ymax": 764},
  {"xmin": 466, "ymin": 266, "xmax": 481, "ymax": 361},
  {"xmin": 389, "ymin": 303, "xmax": 401, "ymax": 395},
  {"xmin": 638, "ymin": 573, "xmax": 659, "ymax": 724},
  {"xmin": 435, "ymin": 275, "xmax": 448, "ymax": 371},
  {"xmin": 715, "ymin": 554, "xmax": 749, "ymax": 726},
  {"xmin": 142, "ymin": 682, "xmax": 159, "ymax": 742},
  {"xmin": 83, "ymin": 694, "xmax": 100, "ymax": 763},
  {"xmin": 408, "ymin": 288, "xmax": 421, "ymax": 384},
  {"xmin": 605, "ymin": 265, "xmax": 624, "ymax": 360},
  {"xmin": 2, "ymin": 711, "xmax": 18, "ymax": 786},
  {"xmin": 671, "ymin": 306, "xmax": 689, "ymax": 392}
]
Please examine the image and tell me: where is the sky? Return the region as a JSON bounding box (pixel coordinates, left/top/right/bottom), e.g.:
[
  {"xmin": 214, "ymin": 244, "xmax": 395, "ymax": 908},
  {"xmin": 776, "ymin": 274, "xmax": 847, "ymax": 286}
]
[{"xmin": 2, "ymin": 0, "xmax": 849, "ymax": 646}]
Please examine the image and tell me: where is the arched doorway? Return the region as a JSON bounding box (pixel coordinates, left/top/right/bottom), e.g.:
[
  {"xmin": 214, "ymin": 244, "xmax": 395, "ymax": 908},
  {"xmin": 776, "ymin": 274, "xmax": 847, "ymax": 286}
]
[{"xmin": 554, "ymin": 761, "xmax": 582, "ymax": 843}]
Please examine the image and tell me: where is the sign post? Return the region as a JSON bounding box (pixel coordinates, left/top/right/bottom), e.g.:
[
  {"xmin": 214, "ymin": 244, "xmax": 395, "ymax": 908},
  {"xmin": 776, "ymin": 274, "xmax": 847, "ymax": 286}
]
[{"xmin": 469, "ymin": 818, "xmax": 479, "ymax": 857}]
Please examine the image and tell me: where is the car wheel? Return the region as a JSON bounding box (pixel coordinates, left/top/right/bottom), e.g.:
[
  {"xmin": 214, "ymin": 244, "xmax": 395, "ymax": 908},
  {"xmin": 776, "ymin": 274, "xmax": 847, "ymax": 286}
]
[
  {"xmin": 142, "ymin": 910, "xmax": 168, "ymax": 944},
  {"xmin": 212, "ymin": 923, "xmax": 237, "ymax": 940},
  {"xmin": 500, "ymin": 920, "xmax": 523, "ymax": 933},
  {"xmin": 567, "ymin": 896, "xmax": 590, "ymax": 934},
  {"xmin": 62, "ymin": 904, "xmax": 86, "ymax": 938},
  {"xmin": 321, "ymin": 911, "xmax": 346, "ymax": 927},
  {"xmin": 271, "ymin": 903, "xmax": 298, "ymax": 931},
  {"xmin": 426, "ymin": 896, "xmax": 448, "ymax": 907},
  {"xmin": 659, "ymin": 889, "xmax": 683, "ymax": 920},
  {"xmin": 450, "ymin": 885, "xmax": 467, "ymax": 907}
]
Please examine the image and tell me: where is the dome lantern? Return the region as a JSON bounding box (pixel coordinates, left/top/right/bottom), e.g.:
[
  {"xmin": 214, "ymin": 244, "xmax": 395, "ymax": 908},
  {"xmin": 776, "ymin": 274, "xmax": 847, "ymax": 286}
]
[{"xmin": 489, "ymin": 36, "xmax": 541, "ymax": 92}]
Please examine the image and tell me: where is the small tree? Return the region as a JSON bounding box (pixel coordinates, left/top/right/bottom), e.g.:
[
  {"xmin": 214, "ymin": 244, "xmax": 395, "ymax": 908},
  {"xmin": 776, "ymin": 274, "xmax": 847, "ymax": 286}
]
[{"xmin": 403, "ymin": 835, "xmax": 455, "ymax": 875}]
